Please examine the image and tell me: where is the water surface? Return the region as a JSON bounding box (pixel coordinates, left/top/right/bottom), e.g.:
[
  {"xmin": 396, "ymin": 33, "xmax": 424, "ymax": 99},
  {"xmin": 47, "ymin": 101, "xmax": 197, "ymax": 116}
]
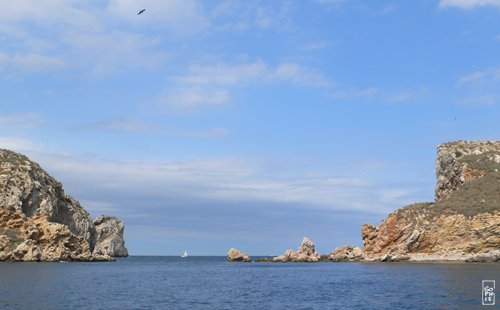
[{"xmin": 0, "ymin": 256, "xmax": 498, "ymax": 309}]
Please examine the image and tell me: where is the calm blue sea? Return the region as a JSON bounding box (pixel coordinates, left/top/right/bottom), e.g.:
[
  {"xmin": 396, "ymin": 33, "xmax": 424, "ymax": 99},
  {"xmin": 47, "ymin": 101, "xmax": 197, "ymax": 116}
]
[{"xmin": 0, "ymin": 256, "xmax": 498, "ymax": 309}]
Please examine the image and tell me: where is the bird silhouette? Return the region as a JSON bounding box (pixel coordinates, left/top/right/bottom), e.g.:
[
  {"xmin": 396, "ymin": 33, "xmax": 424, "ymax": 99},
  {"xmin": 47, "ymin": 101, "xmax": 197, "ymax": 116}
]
[{"xmin": 138, "ymin": 9, "xmax": 145, "ymax": 15}]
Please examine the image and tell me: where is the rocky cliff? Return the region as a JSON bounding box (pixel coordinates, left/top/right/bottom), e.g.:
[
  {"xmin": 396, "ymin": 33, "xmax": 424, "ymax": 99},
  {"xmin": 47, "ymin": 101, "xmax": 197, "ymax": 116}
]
[
  {"xmin": 93, "ymin": 215, "xmax": 128, "ymax": 257},
  {"xmin": 330, "ymin": 141, "xmax": 500, "ymax": 262},
  {"xmin": 0, "ymin": 149, "xmax": 128, "ymax": 261},
  {"xmin": 435, "ymin": 141, "xmax": 500, "ymax": 201}
]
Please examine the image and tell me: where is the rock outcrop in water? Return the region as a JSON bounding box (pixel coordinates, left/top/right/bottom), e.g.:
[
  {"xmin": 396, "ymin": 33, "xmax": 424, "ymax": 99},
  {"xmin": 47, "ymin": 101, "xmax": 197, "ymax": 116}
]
[
  {"xmin": 329, "ymin": 141, "xmax": 500, "ymax": 262},
  {"xmin": 324, "ymin": 245, "xmax": 365, "ymax": 262},
  {"xmin": 0, "ymin": 149, "xmax": 128, "ymax": 261},
  {"xmin": 272, "ymin": 237, "xmax": 321, "ymax": 262},
  {"xmin": 93, "ymin": 215, "xmax": 128, "ymax": 257},
  {"xmin": 227, "ymin": 248, "xmax": 251, "ymax": 262}
]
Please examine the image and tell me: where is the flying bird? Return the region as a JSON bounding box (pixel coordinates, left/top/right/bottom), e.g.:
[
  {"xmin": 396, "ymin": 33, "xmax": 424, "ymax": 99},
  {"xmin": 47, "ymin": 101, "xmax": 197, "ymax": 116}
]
[{"xmin": 138, "ymin": 9, "xmax": 145, "ymax": 15}]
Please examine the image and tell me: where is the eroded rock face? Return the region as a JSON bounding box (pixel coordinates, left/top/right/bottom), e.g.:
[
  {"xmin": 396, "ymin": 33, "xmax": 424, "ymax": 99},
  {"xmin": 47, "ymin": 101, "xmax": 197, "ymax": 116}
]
[
  {"xmin": 326, "ymin": 246, "xmax": 365, "ymax": 262},
  {"xmin": 0, "ymin": 150, "xmax": 96, "ymax": 249},
  {"xmin": 333, "ymin": 141, "xmax": 500, "ymax": 262},
  {"xmin": 93, "ymin": 215, "xmax": 128, "ymax": 257},
  {"xmin": 227, "ymin": 248, "xmax": 251, "ymax": 262},
  {"xmin": 0, "ymin": 207, "xmax": 112, "ymax": 261},
  {"xmin": 0, "ymin": 149, "xmax": 127, "ymax": 261},
  {"xmin": 273, "ymin": 237, "xmax": 321, "ymax": 262},
  {"xmin": 435, "ymin": 141, "xmax": 500, "ymax": 201},
  {"xmin": 361, "ymin": 210, "xmax": 500, "ymax": 257}
]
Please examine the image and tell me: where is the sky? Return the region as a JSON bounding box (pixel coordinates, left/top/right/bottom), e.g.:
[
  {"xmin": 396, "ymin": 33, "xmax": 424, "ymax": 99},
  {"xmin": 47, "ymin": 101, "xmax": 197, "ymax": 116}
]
[{"xmin": 1, "ymin": 0, "xmax": 500, "ymax": 255}]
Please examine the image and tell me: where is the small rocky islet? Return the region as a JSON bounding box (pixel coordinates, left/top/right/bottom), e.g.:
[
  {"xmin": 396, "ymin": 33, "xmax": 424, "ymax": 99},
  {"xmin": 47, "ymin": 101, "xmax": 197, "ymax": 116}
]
[
  {"xmin": 228, "ymin": 141, "xmax": 500, "ymax": 263},
  {"xmin": 0, "ymin": 149, "xmax": 128, "ymax": 262}
]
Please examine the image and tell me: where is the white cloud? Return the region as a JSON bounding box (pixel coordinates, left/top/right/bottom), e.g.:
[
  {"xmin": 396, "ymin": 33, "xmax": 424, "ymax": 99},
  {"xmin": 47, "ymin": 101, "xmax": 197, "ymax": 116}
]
[
  {"xmin": 455, "ymin": 67, "xmax": 500, "ymax": 106},
  {"xmin": 164, "ymin": 128, "xmax": 228, "ymax": 138},
  {"xmin": 80, "ymin": 200, "xmax": 123, "ymax": 215},
  {"xmin": 211, "ymin": 1, "xmax": 294, "ymax": 33},
  {"xmin": 26, "ymin": 150, "xmax": 399, "ymax": 213},
  {"xmin": 439, "ymin": 0, "xmax": 500, "ymax": 9},
  {"xmin": 62, "ymin": 31, "xmax": 167, "ymax": 76},
  {"xmin": 0, "ymin": 0, "xmax": 100, "ymax": 28},
  {"xmin": 328, "ymin": 86, "xmax": 427, "ymax": 103},
  {"xmin": 254, "ymin": 3, "xmax": 293, "ymax": 31},
  {"xmin": 107, "ymin": 0, "xmax": 210, "ymax": 34},
  {"xmin": 0, "ymin": 0, "xmax": 195, "ymax": 76},
  {"xmin": 162, "ymin": 88, "xmax": 231, "ymax": 109},
  {"xmin": 380, "ymin": 4, "xmax": 397, "ymax": 14},
  {"xmin": 75, "ymin": 119, "xmax": 152, "ymax": 133},
  {"xmin": 0, "ymin": 51, "xmax": 9, "ymax": 68},
  {"xmin": 386, "ymin": 89, "xmax": 427, "ymax": 102},
  {"xmin": 302, "ymin": 41, "xmax": 330, "ymax": 51},
  {"xmin": 0, "ymin": 113, "xmax": 44, "ymax": 128},
  {"xmin": 176, "ymin": 60, "xmax": 269, "ymax": 85},
  {"xmin": 456, "ymin": 95, "xmax": 498, "ymax": 106},
  {"xmin": 177, "ymin": 60, "xmax": 332, "ymax": 87},
  {"xmin": 0, "ymin": 25, "xmax": 58, "ymax": 53},
  {"xmin": 329, "ymin": 87, "xmax": 380, "ymax": 99},
  {"xmin": 458, "ymin": 71, "xmax": 489, "ymax": 84},
  {"xmin": 161, "ymin": 59, "xmax": 332, "ymax": 109},
  {"xmin": 9, "ymin": 53, "xmax": 66, "ymax": 72},
  {"xmin": 457, "ymin": 67, "xmax": 500, "ymax": 84},
  {"xmin": 312, "ymin": 0, "xmax": 345, "ymax": 5},
  {"xmin": 0, "ymin": 137, "xmax": 36, "ymax": 152},
  {"xmin": 272, "ymin": 63, "xmax": 332, "ymax": 87},
  {"xmin": 0, "ymin": 51, "xmax": 66, "ymax": 72},
  {"xmin": 74, "ymin": 118, "xmax": 228, "ymax": 138}
]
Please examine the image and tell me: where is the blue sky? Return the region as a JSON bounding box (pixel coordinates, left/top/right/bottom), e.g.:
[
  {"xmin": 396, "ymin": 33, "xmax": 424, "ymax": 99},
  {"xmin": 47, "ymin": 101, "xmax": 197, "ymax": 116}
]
[{"xmin": 1, "ymin": 0, "xmax": 500, "ymax": 255}]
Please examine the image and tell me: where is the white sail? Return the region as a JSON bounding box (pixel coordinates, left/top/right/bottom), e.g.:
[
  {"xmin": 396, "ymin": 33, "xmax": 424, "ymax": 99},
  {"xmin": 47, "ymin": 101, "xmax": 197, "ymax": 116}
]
[{"xmin": 181, "ymin": 250, "xmax": 188, "ymax": 258}]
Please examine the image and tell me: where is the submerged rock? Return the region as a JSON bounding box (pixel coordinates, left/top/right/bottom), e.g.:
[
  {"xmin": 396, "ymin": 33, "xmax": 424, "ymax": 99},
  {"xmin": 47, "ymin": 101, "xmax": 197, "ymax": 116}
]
[{"xmin": 227, "ymin": 248, "xmax": 251, "ymax": 262}]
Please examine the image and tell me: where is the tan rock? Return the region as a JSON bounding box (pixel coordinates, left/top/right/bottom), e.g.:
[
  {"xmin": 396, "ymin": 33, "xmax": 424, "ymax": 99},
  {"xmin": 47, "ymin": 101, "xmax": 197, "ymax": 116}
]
[
  {"xmin": 0, "ymin": 149, "xmax": 124, "ymax": 262},
  {"xmin": 273, "ymin": 249, "xmax": 294, "ymax": 262},
  {"xmin": 93, "ymin": 215, "xmax": 128, "ymax": 257},
  {"xmin": 0, "ymin": 235, "xmax": 9, "ymax": 251},
  {"xmin": 227, "ymin": 248, "xmax": 251, "ymax": 262},
  {"xmin": 338, "ymin": 141, "xmax": 500, "ymax": 262},
  {"xmin": 273, "ymin": 237, "xmax": 321, "ymax": 262},
  {"xmin": 435, "ymin": 141, "xmax": 500, "ymax": 200},
  {"xmin": 328, "ymin": 246, "xmax": 365, "ymax": 262},
  {"xmin": 0, "ymin": 150, "xmax": 96, "ymax": 248}
]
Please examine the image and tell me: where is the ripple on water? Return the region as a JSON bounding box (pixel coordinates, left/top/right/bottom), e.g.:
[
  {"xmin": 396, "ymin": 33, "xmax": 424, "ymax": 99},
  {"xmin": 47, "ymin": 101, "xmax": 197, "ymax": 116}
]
[{"xmin": 0, "ymin": 258, "xmax": 498, "ymax": 309}]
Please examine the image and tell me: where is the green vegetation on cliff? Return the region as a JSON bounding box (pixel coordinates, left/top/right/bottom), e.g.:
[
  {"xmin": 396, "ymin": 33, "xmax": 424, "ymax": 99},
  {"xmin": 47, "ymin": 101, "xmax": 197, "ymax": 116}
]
[
  {"xmin": 438, "ymin": 153, "xmax": 500, "ymax": 216},
  {"xmin": 400, "ymin": 151, "xmax": 500, "ymax": 218}
]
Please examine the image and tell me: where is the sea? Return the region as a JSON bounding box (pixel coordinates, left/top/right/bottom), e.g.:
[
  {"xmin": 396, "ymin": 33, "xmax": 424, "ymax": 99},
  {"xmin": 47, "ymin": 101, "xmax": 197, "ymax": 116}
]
[{"xmin": 0, "ymin": 256, "xmax": 498, "ymax": 309}]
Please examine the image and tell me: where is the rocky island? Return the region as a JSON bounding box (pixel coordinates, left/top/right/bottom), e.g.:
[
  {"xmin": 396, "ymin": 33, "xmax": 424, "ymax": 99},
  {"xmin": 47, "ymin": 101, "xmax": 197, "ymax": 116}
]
[
  {"xmin": 333, "ymin": 141, "xmax": 500, "ymax": 262},
  {"xmin": 0, "ymin": 149, "xmax": 128, "ymax": 262},
  {"xmin": 229, "ymin": 141, "xmax": 500, "ymax": 263}
]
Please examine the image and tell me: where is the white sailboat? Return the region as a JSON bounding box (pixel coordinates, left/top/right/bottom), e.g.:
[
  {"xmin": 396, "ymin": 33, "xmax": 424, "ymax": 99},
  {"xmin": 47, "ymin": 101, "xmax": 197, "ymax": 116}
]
[{"xmin": 181, "ymin": 250, "xmax": 188, "ymax": 258}]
